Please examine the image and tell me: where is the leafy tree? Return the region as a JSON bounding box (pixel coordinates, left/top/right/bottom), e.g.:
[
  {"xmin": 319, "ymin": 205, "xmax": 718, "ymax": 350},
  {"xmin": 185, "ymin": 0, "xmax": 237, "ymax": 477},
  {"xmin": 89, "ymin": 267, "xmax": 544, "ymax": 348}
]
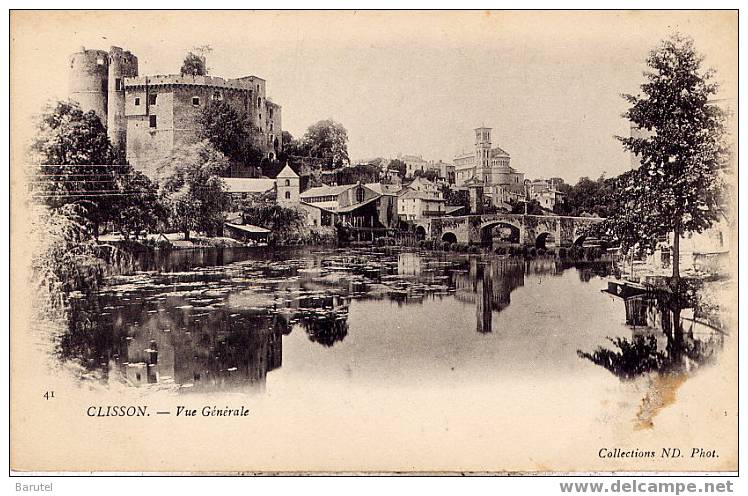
[
  {"xmin": 603, "ymin": 33, "xmax": 728, "ymax": 281},
  {"xmin": 337, "ymin": 164, "xmax": 380, "ymax": 185},
  {"xmin": 442, "ymin": 187, "xmax": 469, "ymax": 208},
  {"xmin": 387, "ymin": 159, "xmax": 407, "ymax": 178},
  {"xmin": 241, "ymin": 203, "xmax": 306, "ymax": 240},
  {"xmin": 197, "ymin": 100, "xmax": 263, "ymax": 171},
  {"xmin": 156, "ymin": 141, "xmax": 230, "ymax": 240},
  {"xmin": 180, "ymin": 50, "xmax": 208, "ymax": 76},
  {"xmin": 413, "ymin": 169, "xmax": 440, "ymax": 182},
  {"xmin": 509, "ymin": 198, "xmax": 544, "ymax": 215},
  {"xmin": 112, "ymin": 169, "xmax": 166, "ymax": 239},
  {"xmin": 29, "ymin": 100, "xmax": 123, "ymax": 238},
  {"xmin": 302, "ymin": 119, "xmax": 350, "ymax": 168}
]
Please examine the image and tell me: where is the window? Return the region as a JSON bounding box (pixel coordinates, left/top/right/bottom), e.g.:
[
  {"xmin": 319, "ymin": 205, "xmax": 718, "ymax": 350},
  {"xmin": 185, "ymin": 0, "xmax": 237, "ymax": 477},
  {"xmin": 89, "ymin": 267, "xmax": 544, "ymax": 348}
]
[
  {"xmin": 134, "ymin": 97, "xmax": 140, "ymax": 106},
  {"xmin": 192, "ymin": 96, "xmax": 200, "ymax": 106},
  {"xmin": 356, "ymin": 187, "xmax": 365, "ymax": 203},
  {"xmin": 148, "ymin": 94, "xmax": 157, "ymax": 105},
  {"xmin": 149, "ymin": 115, "xmax": 157, "ymax": 128},
  {"xmin": 257, "ymin": 97, "xmax": 261, "ymax": 108},
  {"xmin": 115, "ymin": 78, "xmax": 123, "ymax": 91},
  {"xmin": 285, "ymin": 191, "xmax": 291, "ymax": 200},
  {"xmin": 96, "ymin": 57, "xmax": 105, "ymax": 66},
  {"xmin": 212, "ymin": 91, "xmax": 222, "ymax": 101},
  {"xmin": 284, "ymin": 179, "xmax": 290, "ymax": 186}
]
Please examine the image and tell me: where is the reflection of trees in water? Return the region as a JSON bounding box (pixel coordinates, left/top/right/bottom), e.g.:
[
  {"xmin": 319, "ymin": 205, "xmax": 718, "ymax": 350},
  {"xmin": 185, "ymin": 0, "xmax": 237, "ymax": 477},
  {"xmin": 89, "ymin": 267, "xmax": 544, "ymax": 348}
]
[
  {"xmin": 578, "ymin": 281, "xmax": 724, "ymax": 380},
  {"xmin": 299, "ymin": 313, "xmax": 349, "ymax": 347},
  {"xmin": 59, "ymin": 296, "xmax": 128, "ymax": 378}
]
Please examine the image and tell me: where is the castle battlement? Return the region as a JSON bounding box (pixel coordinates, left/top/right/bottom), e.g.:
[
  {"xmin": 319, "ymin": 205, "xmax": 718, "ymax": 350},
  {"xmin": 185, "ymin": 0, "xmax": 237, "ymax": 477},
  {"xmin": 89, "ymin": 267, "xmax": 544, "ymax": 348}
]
[{"xmin": 124, "ymin": 74, "xmax": 265, "ymax": 91}]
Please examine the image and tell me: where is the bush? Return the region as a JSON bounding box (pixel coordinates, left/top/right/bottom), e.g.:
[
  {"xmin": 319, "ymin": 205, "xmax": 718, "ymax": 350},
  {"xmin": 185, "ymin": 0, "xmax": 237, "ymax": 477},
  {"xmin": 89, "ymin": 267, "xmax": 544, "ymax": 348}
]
[
  {"xmin": 558, "ymin": 247, "xmax": 567, "ymax": 259},
  {"xmin": 546, "ymin": 249, "xmax": 555, "ymax": 257},
  {"xmin": 442, "ymin": 241, "xmax": 451, "ymax": 251},
  {"xmin": 529, "ymin": 247, "xmax": 537, "ymax": 257},
  {"xmin": 537, "ymin": 247, "xmax": 546, "ymax": 256},
  {"xmin": 521, "ymin": 246, "xmax": 529, "ymax": 258},
  {"xmin": 469, "ymin": 245, "xmax": 481, "ymax": 254}
]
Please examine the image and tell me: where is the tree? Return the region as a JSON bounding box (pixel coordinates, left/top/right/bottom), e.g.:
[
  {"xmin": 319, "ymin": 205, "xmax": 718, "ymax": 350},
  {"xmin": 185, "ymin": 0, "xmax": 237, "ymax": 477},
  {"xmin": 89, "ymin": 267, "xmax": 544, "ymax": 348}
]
[
  {"xmin": 197, "ymin": 100, "xmax": 262, "ymax": 170},
  {"xmin": 241, "ymin": 203, "xmax": 306, "ymax": 242},
  {"xmin": 112, "ymin": 169, "xmax": 166, "ymax": 239},
  {"xmin": 156, "ymin": 141, "xmax": 230, "ymax": 240},
  {"xmin": 302, "ymin": 119, "xmax": 350, "ymax": 168},
  {"xmin": 337, "ymin": 164, "xmax": 380, "ymax": 185},
  {"xmin": 605, "ymin": 33, "xmax": 728, "ymax": 281},
  {"xmin": 387, "ymin": 159, "xmax": 407, "ymax": 178},
  {"xmin": 413, "ymin": 169, "xmax": 440, "ymax": 182},
  {"xmin": 29, "ymin": 100, "xmax": 123, "ymax": 238},
  {"xmin": 442, "ymin": 187, "xmax": 468, "ymax": 209},
  {"xmin": 180, "ymin": 47, "xmax": 210, "ymax": 76}
]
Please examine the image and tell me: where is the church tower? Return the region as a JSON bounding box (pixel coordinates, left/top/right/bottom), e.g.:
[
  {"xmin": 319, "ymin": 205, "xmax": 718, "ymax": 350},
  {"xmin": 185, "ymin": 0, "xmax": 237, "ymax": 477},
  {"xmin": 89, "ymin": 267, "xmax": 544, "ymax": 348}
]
[
  {"xmin": 474, "ymin": 127, "xmax": 492, "ymax": 183},
  {"xmin": 276, "ymin": 163, "xmax": 300, "ymax": 206}
]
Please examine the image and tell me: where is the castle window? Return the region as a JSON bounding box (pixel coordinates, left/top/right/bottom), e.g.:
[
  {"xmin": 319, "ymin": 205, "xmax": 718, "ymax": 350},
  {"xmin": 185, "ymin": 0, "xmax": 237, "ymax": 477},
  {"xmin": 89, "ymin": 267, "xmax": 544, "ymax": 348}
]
[
  {"xmin": 269, "ymin": 108, "xmax": 273, "ymax": 118},
  {"xmin": 96, "ymin": 57, "xmax": 105, "ymax": 65},
  {"xmin": 192, "ymin": 96, "xmax": 200, "ymax": 106},
  {"xmin": 115, "ymin": 78, "xmax": 123, "ymax": 91},
  {"xmin": 285, "ymin": 191, "xmax": 291, "ymax": 200},
  {"xmin": 148, "ymin": 94, "xmax": 157, "ymax": 105},
  {"xmin": 211, "ymin": 91, "xmax": 222, "ymax": 101},
  {"xmin": 134, "ymin": 97, "xmax": 140, "ymax": 106},
  {"xmin": 149, "ymin": 115, "xmax": 157, "ymax": 128},
  {"xmin": 257, "ymin": 97, "xmax": 261, "ymax": 108},
  {"xmin": 285, "ymin": 179, "xmax": 290, "ymax": 186}
]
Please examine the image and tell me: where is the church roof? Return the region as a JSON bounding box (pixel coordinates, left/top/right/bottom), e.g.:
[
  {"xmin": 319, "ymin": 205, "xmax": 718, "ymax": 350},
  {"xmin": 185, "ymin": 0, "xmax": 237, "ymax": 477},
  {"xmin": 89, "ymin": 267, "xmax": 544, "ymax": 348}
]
[
  {"xmin": 276, "ymin": 163, "xmax": 299, "ymax": 178},
  {"xmin": 490, "ymin": 147, "xmax": 510, "ymax": 158}
]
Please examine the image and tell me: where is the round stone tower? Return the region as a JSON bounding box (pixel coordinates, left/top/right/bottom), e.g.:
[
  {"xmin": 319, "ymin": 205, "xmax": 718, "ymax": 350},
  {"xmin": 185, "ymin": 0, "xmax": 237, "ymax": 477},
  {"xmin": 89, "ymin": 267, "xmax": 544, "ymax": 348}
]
[
  {"xmin": 68, "ymin": 47, "xmax": 109, "ymax": 124},
  {"xmin": 107, "ymin": 46, "xmax": 138, "ymax": 156}
]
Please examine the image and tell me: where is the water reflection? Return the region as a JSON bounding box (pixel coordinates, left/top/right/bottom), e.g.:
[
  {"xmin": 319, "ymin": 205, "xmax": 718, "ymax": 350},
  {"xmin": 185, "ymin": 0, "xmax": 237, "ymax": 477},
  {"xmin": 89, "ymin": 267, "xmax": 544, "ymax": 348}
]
[
  {"xmin": 578, "ymin": 281, "xmax": 726, "ymax": 381},
  {"xmin": 61, "ymin": 247, "xmax": 694, "ymax": 394}
]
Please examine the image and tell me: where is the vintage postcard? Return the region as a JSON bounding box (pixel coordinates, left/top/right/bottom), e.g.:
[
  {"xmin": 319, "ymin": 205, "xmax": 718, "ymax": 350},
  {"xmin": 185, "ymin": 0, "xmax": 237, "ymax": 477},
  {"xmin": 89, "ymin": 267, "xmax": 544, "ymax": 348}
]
[{"xmin": 9, "ymin": 10, "xmax": 738, "ymax": 474}]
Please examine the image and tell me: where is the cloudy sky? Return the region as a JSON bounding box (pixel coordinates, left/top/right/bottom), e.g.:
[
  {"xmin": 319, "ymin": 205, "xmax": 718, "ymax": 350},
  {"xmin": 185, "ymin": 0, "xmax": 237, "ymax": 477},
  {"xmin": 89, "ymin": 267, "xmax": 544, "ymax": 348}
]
[{"xmin": 11, "ymin": 10, "xmax": 737, "ymax": 183}]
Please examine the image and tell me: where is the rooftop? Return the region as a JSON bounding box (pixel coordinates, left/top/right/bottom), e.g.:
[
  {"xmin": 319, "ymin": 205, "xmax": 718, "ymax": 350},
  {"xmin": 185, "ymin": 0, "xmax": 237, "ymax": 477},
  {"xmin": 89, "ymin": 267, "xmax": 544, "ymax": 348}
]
[
  {"xmin": 276, "ymin": 163, "xmax": 299, "ymax": 178},
  {"xmin": 300, "ymin": 183, "xmax": 358, "ymax": 199},
  {"xmin": 222, "ymin": 177, "xmax": 275, "ymax": 194}
]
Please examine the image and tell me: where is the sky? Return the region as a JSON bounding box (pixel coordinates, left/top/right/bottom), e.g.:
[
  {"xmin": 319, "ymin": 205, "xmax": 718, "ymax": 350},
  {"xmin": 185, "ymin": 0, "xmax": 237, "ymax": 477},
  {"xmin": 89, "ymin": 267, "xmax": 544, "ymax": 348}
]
[{"xmin": 11, "ymin": 10, "xmax": 737, "ymax": 184}]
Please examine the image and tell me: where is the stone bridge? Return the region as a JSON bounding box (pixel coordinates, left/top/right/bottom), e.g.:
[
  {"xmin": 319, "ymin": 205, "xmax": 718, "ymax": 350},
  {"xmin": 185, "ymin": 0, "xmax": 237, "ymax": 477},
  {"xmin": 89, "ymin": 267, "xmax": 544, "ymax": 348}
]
[{"xmin": 415, "ymin": 213, "xmax": 605, "ymax": 248}]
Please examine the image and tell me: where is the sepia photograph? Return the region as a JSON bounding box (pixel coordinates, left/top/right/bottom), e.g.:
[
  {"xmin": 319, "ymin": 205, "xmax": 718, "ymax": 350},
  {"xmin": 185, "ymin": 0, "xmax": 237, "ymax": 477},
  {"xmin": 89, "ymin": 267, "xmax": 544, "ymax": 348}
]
[{"xmin": 8, "ymin": 9, "xmax": 739, "ymax": 475}]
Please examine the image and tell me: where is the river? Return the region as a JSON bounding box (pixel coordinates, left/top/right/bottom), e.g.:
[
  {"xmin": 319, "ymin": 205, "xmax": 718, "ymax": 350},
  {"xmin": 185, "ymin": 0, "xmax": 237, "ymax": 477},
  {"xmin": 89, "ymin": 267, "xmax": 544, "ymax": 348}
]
[{"xmin": 53, "ymin": 246, "xmax": 734, "ymax": 471}]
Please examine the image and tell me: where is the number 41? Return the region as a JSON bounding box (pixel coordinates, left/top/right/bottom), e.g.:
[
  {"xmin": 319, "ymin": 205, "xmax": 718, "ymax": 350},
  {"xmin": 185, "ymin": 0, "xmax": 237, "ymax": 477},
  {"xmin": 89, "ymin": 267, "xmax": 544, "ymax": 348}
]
[{"xmin": 43, "ymin": 391, "xmax": 55, "ymax": 400}]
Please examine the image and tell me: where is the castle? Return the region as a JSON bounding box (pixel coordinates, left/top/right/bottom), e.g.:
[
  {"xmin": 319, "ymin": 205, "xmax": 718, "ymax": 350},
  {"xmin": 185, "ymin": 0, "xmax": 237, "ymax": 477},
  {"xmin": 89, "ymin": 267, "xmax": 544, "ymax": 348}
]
[{"xmin": 68, "ymin": 46, "xmax": 283, "ymax": 173}]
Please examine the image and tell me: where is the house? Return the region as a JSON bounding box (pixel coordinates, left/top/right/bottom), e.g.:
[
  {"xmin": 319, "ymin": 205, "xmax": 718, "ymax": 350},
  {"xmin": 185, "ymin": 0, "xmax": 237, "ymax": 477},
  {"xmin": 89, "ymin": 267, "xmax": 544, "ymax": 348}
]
[
  {"xmin": 222, "ymin": 178, "xmax": 276, "ymax": 202},
  {"xmin": 405, "ymin": 176, "xmax": 442, "ymax": 199},
  {"xmin": 299, "ymin": 182, "xmax": 399, "ymax": 232},
  {"xmin": 397, "ymin": 188, "xmax": 447, "ymax": 221}
]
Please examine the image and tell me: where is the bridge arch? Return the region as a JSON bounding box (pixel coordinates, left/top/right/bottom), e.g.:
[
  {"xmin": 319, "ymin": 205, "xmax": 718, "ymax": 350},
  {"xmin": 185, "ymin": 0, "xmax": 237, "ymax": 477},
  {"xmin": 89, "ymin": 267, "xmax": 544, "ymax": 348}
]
[
  {"xmin": 415, "ymin": 225, "xmax": 427, "ymax": 241},
  {"xmin": 535, "ymin": 232, "xmax": 557, "ymax": 250},
  {"xmin": 480, "ymin": 220, "xmax": 521, "ymax": 246},
  {"xmin": 441, "ymin": 232, "xmax": 458, "ymax": 244}
]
